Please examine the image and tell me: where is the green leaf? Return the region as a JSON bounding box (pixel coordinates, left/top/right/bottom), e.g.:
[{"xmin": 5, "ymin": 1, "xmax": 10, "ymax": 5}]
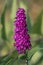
[
  {"xmin": 30, "ymin": 50, "xmax": 43, "ymax": 65},
  {"xmin": 41, "ymin": 11, "xmax": 43, "ymax": 35},
  {"xmin": 0, "ymin": 50, "xmax": 18, "ymax": 65},
  {"xmin": 18, "ymin": 54, "xmax": 26, "ymax": 60},
  {"xmin": 26, "ymin": 12, "xmax": 32, "ymax": 33},
  {"xmin": 1, "ymin": 4, "xmax": 7, "ymax": 40},
  {"xmin": 32, "ymin": 11, "xmax": 43, "ymax": 34},
  {"xmin": 27, "ymin": 47, "xmax": 43, "ymax": 60},
  {"xmin": 5, "ymin": 20, "xmax": 13, "ymax": 41},
  {"xmin": 0, "ymin": 16, "xmax": 3, "ymax": 44},
  {"xmin": 0, "ymin": 50, "xmax": 26, "ymax": 65},
  {"xmin": 10, "ymin": 0, "xmax": 19, "ymax": 20}
]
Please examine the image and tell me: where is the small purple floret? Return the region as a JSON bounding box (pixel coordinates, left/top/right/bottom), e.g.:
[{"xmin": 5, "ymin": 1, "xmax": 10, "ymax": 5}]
[{"xmin": 13, "ymin": 8, "xmax": 31, "ymax": 54}]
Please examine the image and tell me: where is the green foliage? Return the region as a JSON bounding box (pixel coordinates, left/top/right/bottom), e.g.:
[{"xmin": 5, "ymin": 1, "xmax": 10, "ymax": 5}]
[
  {"xmin": 28, "ymin": 47, "xmax": 43, "ymax": 60},
  {"xmin": 26, "ymin": 11, "xmax": 32, "ymax": 33},
  {"xmin": 41, "ymin": 11, "xmax": 43, "ymax": 35},
  {"xmin": 30, "ymin": 50, "xmax": 43, "ymax": 65},
  {"xmin": 0, "ymin": 51, "xmax": 18, "ymax": 65},
  {"xmin": 32, "ymin": 11, "xmax": 43, "ymax": 35},
  {"xmin": 0, "ymin": 0, "xmax": 43, "ymax": 65},
  {"xmin": 0, "ymin": 50, "xmax": 26, "ymax": 65},
  {"xmin": 11, "ymin": 0, "xmax": 19, "ymax": 20},
  {"xmin": 1, "ymin": 4, "xmax": 7, "ymax": 40},
  {"xmin": 18, "ymin": 54, "xmax": 26, "ymax": 60}
]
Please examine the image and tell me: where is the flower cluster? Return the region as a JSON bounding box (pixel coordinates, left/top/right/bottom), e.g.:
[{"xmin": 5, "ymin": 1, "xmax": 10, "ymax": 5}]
[{"xmin": 13, "ymin": 8, "xmax": 31, "ymax": 54}]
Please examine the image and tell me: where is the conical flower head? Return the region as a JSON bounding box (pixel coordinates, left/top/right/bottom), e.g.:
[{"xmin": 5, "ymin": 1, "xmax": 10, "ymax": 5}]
[{"xmin": 13, "ymin": 8, "xmax": 31, "ymax": 54}]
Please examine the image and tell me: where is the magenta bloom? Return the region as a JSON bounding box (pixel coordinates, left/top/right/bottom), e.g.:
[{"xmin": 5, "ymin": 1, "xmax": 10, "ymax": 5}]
[{"xmin": 13, "ymin": 8, "xmax": 31, "ymax": 54}]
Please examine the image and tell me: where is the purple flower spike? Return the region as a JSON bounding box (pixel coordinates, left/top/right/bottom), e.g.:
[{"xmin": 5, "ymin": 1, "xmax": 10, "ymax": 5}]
[{"xmin": 13, "ymin": 8, "xmax": 31, "ymax": 54}]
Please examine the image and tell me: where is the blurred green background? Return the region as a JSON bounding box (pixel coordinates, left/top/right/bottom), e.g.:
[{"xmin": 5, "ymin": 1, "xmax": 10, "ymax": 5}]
[{"xmin": 0, "ymin": 0, "xmax": 43, "ymax": 65}]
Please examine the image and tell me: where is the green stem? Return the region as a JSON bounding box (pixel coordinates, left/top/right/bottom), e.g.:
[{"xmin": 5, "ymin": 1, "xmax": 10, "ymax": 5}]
[
  {"xmin": 26, "ymin": 51, "xmax": 28, "ymax": 65},
  {"xmin": 26, "ymin": 50, "xmax": 31, "ymax": 65},
  {"xmin": 26, "ymin": 58, "xmax": 28, "ymax": 65}
]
